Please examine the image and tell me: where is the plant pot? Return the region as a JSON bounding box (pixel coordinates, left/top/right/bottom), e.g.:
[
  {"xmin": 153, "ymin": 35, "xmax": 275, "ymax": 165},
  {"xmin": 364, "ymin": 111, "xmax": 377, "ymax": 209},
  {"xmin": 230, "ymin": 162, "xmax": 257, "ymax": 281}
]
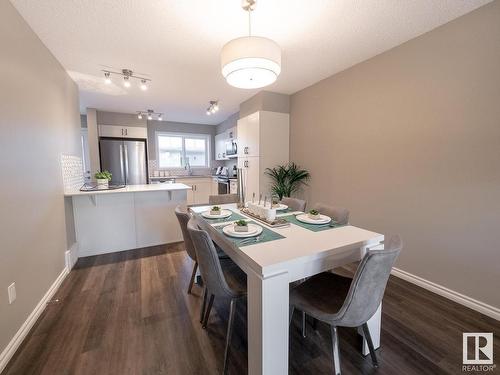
[
  {"xmin": 308, "ymin": 213, "xmax": 321, "ymax": 220},
  {"xmin": 234, "ymin": 225, "xmax": 249, "ymax": 232},
  {"xmin": 96, "ymin": 178, "xmax": 109, "ymax": 189}
]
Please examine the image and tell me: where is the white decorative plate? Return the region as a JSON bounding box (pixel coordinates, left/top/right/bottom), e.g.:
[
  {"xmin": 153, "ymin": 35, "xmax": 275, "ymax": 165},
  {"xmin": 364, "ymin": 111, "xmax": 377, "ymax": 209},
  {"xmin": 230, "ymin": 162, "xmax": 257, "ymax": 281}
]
[
  {"xmin": 222, "ymin": 223, "xmax": 263, "ymax": 238},
  {"xmin": 273, "ymin": 203, "xmax": 288, "ymax": 211},
  {"xmin": 296, "ymin": 214, "xmax": 332, "ymax": 225},
  {"xmin": 201, "ymin": 209, "xmax": 233, "ymax": 219}
]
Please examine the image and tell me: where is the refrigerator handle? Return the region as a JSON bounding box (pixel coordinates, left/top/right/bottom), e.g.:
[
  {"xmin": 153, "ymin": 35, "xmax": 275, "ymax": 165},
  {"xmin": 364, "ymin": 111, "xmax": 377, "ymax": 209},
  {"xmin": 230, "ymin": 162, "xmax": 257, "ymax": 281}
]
[
  {"xmin": 119, "ymin": 144, "xmax": 125, "ymax": 184},
  {"xmin": 124, "ymin": 143, "xmax": 129, "ymax": 184}
]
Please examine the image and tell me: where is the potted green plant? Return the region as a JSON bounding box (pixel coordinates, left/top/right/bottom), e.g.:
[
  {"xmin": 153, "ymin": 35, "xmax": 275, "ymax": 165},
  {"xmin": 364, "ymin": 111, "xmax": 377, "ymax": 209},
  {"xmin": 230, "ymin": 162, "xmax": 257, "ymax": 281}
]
[
  {"xmin": 234, "ymin": 219, "xmax": 249, "ymax": 232},
  {"xmin": 265, "ymin": 162, "xmax": 310, "ymax": 200},
  {"xmin": 308, "ymin": 209, "xmax": 321, "ymax": 220},
  {"xmin": 210, "ymin": 206, "xmax": 221, "ymax": 215},
  {"xmin": 95, "ymin": 170, "xmax": 112, "ymax": 189}
]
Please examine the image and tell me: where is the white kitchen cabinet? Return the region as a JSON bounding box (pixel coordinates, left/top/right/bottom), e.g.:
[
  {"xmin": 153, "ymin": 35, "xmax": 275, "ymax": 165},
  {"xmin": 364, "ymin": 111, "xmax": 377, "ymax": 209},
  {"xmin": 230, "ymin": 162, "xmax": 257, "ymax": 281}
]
[
  {"xmin": 176, "ymin": 177, "xmax": 212, "ymax": 205},
  {"xmin": 215, "ymin": 132, "xmax": 228, "ymax": 160},
  {"xmin": 227, "ymin": 126, "xmax": 237, "ymax": 140},
  {"xmin": 98, "ymin": 125, "xmax": 147, "ymax": 139},
  {"xmin": 229, "ymin": 179, "xmax": 238, "ymax": 195},
  {"xmin": 237, "ymin": 111, "xmax": 290, "ymax": 198}
]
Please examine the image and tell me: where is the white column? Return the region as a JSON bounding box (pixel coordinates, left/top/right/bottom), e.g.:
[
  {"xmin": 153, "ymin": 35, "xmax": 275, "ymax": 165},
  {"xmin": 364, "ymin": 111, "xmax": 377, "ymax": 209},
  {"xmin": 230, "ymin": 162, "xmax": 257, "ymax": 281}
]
[{"xmin": 247, "ymin": 268, "xmax": 290, "ymax": 375}]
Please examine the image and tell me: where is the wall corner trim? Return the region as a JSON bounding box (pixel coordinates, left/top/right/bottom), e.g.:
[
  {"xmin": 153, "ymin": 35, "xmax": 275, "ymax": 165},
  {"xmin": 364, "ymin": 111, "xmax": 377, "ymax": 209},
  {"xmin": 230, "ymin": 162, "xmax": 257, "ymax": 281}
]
[
  {"xmin": 0, "ymin": 267, "xmax": 69, "ymax": 373},
  {"xmin": 391, "ymin": 267, "xmax": 500, "ymax": 321},
  {"xmin": 65, "ymin": 242, "xmax": 79, "ymax": 271}
]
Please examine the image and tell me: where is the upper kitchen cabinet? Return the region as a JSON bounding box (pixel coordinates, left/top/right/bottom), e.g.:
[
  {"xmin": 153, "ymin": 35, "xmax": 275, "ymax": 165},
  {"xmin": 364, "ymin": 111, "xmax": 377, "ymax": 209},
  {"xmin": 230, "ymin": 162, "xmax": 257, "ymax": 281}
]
[
  {"xmin": 227, "ymin": 126, "xmax": 237, "ymax": 140},
  {"xmin": 237, "ymin": 111, "xmax": 290, "ymax": 198},
  {"xmin": 237, "ymin": 111, "xmax": 289, "ymax": 158},
  {"xmin": 99, "ymin": 125, "xmax": 147, "ymax": 139},
  {"xmin": 215, "ymin": 132, "xmax": 229, "ymax": 160}
]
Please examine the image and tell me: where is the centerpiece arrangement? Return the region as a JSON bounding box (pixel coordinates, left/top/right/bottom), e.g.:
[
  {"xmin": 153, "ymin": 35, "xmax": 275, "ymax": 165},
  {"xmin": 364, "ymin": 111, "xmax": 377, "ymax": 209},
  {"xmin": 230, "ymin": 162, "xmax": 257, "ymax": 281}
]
[
  {"xmin": 308, "ymin": 209, "xmax": 321, "ymax": 220},
  {"xmin": 95, "ymin": 170, "xmax": 112, "ymax": 189},
  {"xmin": 210, "ymin": 206, "xmax": 221, "ymax": 215},
  {"xmin": 234, "ymin": 220, "xmax": 249, "ymax": 232}
]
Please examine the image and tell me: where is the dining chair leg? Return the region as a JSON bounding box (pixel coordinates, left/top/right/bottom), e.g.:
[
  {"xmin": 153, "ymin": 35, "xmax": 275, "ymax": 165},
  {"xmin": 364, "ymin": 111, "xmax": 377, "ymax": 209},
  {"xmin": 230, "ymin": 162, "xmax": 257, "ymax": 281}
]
[
  {"xmin": 312, "ymin": 317, "xmax": 318, "ymax": 331},
  {"xmin": 223, "ymin": 299, "xmax": 237, "ymax": 375},
  {"xmin": 188, "ymin": 261, "xmax": 198, "ymax": 294},
  {"xmin": 289, "ymin": 306, "xmax": 295, "ymax": 326},
  {"xmin": 361, "ymin": 323, "xmax": 379, "ymax": 367},
  {"xmin": 200, "ymin": 287, "xmax": 208, "ymax": 323},
  {"xmin": 302, "ymin": 311, "xmax": 307, "ymax": 338},
  {"xmin": 202, "ymin": 294, "xmax": 215, "ymax": 329},
  {"xmin": 331, "ymin": 325, "xmax": 341, "ymax": 375}
]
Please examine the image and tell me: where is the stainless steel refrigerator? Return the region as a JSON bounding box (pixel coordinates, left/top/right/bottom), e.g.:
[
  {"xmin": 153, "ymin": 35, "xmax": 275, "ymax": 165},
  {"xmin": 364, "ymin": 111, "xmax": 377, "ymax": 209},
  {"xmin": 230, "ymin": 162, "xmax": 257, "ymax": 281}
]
[{"xmin": 99, "ymin": 138, "xmax": 148, "ymax": 185}]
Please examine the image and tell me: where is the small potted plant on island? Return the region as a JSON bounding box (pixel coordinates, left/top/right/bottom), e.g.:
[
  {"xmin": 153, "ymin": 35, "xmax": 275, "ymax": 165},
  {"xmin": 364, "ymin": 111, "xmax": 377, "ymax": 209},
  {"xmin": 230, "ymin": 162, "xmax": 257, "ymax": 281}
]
[
  {"xmin": 234, "ymin": 220, "xmax": 249, "ymax": 232},
  {"xmin": 210, "ymin": 206, "xmax": 221, "ymax": 215},
  {"xmin": 308, "ymin": 209, "xmax": 321, "ymax": 220},
  {"xmin": 95, "ymin": 170, "xmax": 112, "ymax": 189}
]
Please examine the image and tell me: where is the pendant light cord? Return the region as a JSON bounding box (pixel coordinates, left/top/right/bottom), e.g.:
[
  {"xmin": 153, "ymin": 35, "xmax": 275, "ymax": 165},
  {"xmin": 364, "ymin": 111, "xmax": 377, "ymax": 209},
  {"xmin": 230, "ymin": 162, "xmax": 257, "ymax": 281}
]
[{"xmin": 248, "ymin": 10, "xmax": 252, "ymax": 36}]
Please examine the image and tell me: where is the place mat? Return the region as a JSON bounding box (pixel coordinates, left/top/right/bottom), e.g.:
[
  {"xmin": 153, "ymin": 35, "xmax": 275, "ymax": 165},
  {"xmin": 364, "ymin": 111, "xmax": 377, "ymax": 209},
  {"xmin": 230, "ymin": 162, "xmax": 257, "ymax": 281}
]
[
  {"xmin": 282, "ymin": 214, "xmax": 346, "ymax": 232},
  {"xmin": 201, "ymin": 210, "xmax": 247, "ymax": 224},
  {"xmin": 215, "ymin": 221, "xmax": 285, "ymax": 247}
]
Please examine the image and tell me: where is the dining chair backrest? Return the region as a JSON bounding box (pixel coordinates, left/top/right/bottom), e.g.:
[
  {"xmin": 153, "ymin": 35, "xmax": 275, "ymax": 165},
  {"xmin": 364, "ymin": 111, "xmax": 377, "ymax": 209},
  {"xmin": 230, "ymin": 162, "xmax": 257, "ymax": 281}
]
[
  {"xmin": 174, "ymin": 205, "xmax": 197, "ymax": 262},
  {"xmin": 187, "ymin": 217, "xmax": 236, "ymax": 299},
  {"xmin": 281, "ymin": 197, "xmax": 307, "ymax": 212},
  {"xmin": 333, "ymin": 235, "xmax": 402, "ymax": 327},
  {"xmin": 209, "ymin": 194, "xmax": 239, "ymax": 205},
  {"xmin": 312, "ymin": 203, "xmax": 350, "ymax": 225}
]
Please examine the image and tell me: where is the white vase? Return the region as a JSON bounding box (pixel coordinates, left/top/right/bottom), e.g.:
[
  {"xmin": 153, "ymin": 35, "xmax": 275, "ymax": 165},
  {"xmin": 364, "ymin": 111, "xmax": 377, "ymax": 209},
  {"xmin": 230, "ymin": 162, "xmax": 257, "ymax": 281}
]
[{"xmin": 96, "ymin": 178, "xmax": 109, "ymax": 189}]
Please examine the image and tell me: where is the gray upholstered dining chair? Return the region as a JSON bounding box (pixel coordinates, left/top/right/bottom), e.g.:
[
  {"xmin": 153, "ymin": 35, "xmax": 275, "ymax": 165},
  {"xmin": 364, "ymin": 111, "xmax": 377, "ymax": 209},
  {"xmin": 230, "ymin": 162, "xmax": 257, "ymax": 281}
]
[
  {"xmin": 280, "ymin": 197, "xmax": 307, "ymax": 212},
  {"xmin": 174, "ymin": 206, "xmax": 199, "ymax": 294},
  {"xmin": 289, "ymin": 235, "xmax": 402, "ymax": 375},
  {"xmin": 312, "ymin": 203, "xmax": 350, "ymax": 225},
  {"xmin": 187, "ymin": 217, "xmax": 247, "ymax": 375},
  {"xmin": 175, "ymin": 205, "xmax": 230, "ymax": 294},
  {"xmin": 209, "ymin": 194, "xmax": 239, "ymax": 205}
]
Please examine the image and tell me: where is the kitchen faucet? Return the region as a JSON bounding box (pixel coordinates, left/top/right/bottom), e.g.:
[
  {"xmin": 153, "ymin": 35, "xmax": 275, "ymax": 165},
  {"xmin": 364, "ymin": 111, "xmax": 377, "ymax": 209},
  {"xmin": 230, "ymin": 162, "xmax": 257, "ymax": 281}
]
[{"xmin": 184, "ymin": 157, "xmax": 192, "ymax": 176}]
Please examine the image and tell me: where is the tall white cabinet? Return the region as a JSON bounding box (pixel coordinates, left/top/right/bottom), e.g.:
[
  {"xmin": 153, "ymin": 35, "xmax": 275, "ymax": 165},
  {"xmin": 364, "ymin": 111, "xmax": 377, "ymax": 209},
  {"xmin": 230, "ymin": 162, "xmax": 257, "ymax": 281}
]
[{"xmin": 237, "ymin": 111, "xmax": 290, "ymax": 199}]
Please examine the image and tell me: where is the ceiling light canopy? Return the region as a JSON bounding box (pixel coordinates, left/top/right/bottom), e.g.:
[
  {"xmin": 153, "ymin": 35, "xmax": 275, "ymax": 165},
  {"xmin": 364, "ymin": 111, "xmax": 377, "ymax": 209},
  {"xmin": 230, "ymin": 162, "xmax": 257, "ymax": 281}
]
[{"xmin": 221, "ymin": 0, "xmax": 281, "ymax": 89}]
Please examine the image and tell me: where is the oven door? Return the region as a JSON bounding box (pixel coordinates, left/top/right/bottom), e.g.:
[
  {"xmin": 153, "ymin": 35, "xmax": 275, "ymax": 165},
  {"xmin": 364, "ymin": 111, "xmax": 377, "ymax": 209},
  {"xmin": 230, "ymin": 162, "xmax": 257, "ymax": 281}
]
[{"xmin": 217, "ymin": 179, "xmax": 230, "ymax": 194}]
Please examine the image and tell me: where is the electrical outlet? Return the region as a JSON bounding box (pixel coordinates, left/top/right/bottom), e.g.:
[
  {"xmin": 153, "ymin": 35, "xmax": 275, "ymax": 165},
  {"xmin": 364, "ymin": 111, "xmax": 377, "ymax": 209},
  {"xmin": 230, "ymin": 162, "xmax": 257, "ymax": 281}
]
[{"xmin": 8, "ymin": 282, "xmax": 16, "ymax": 304}]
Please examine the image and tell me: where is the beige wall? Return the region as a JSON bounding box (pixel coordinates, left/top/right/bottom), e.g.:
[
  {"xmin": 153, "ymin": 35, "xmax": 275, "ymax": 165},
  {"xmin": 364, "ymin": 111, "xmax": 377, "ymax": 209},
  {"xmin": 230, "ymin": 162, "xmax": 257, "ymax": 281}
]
[
  {"xmin": 0, "ymin": 0, "xmax": 81, "ymax": 355},
  {"xmin": 290, "ymin": 1, "xmax": 500, "ymax": 309},
  {"xmin": 240, "ymin": 91, "xmax": 290, "ymax": 118}
]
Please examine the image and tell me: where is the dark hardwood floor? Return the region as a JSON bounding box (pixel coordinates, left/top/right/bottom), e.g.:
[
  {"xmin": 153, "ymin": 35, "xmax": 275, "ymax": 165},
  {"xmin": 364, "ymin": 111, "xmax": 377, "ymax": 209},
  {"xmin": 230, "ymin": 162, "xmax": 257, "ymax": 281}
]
[{"xmin": 3, "ymin": 243, "xmax": 499, "ymax": 375}]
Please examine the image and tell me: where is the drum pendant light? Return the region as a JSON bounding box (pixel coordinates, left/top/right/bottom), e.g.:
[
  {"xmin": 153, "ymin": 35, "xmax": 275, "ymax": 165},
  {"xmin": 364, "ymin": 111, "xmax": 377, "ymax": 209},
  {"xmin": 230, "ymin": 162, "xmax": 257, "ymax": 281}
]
[{"xmin": 221, "ymin": 1, "xmax": 281, "ymax": 89}]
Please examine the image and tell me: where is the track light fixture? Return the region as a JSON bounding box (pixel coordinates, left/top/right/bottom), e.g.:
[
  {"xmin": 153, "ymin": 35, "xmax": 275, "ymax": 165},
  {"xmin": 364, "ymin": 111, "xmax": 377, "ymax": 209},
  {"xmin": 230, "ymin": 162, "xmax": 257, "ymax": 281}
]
[
  {"xmin": 137, "ymin": 109, "xmax": 163, "ymax": 121},
  {"xmin": 102, "ymin": 68, "xmax": 151, "ymax": 90},
  {"xmin": 206, "ymin": 100, "xmax": 219, "ymax": 115}
]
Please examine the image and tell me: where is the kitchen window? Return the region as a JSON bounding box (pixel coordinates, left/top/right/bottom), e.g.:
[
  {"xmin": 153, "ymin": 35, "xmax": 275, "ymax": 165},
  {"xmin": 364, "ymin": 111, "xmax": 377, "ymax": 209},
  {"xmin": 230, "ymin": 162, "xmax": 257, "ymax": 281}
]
[{"xmin": 156, "ymin": 132, "xmax": 210, "ymax": 169}]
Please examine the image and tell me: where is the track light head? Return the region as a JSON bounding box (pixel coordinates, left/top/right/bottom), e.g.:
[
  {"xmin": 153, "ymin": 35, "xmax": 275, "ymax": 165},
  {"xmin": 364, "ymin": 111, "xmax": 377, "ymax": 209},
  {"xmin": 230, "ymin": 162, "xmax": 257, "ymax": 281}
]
[
  {"xmin": 140, "ymin": 79, "xmax": 148, "ymax": 91},
  {"xmin": 123, "ymin": 76, "xmax": 131, "ymax": 88},
  {"xmin": 138, "ymin": 113, "xmax": 143, "ymax": 119},
  {"xmin": 104, "ymin": 71, "xmax": 111, "ymax": 84}
]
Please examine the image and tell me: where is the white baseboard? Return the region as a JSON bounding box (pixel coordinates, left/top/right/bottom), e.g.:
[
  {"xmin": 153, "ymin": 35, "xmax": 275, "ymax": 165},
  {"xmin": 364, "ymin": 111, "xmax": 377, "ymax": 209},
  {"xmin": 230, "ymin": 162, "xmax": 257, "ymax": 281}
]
[
  {"xmin": 65, "ymin": 242, "xmax": 79, "ymax": 271},
  {"xmin": 0, "ymin": 266, "xmax": 69, "ymax": 373},
  {"xmin": 391, "ymin": 267, "xmax": 500, "ymax": 321}
]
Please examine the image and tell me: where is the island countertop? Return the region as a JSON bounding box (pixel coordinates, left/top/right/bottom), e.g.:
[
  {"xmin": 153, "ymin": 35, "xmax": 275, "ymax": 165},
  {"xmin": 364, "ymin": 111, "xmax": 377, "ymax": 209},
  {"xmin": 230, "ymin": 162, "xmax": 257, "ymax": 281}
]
[{"xmin": 64, "ymin": 183, "xmax": 191, "ymax": 197}]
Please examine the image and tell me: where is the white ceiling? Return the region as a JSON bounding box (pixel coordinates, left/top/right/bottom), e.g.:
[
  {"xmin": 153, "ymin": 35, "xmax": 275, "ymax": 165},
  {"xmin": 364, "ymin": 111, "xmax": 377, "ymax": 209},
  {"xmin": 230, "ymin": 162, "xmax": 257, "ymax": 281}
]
[{"xmin": 11, "ymin": 0, "xmax": 491, "ymax": 125}]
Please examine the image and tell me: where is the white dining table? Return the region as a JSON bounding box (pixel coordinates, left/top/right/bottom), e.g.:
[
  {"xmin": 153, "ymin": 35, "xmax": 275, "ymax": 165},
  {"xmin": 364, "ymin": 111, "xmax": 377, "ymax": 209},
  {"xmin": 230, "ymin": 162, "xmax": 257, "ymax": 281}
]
[{"xmin": 191, "ymin": 204, "xmax": 384, "ymax": 375}]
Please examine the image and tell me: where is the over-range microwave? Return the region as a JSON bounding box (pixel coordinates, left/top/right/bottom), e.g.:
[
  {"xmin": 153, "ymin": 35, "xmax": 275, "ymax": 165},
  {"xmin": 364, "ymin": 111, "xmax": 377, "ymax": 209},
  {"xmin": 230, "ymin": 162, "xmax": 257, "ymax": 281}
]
[{"xmin": 225, "ymin": 139, "xmax": 238, "ymax": 158}]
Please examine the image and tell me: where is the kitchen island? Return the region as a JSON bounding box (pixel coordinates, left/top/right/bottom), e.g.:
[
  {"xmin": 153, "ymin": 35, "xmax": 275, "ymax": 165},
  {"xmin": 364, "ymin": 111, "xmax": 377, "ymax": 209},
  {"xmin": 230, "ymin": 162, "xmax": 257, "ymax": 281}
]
[{"xmin": 65, "ymin": 183, "xmax": 190, "ymax": 257}]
